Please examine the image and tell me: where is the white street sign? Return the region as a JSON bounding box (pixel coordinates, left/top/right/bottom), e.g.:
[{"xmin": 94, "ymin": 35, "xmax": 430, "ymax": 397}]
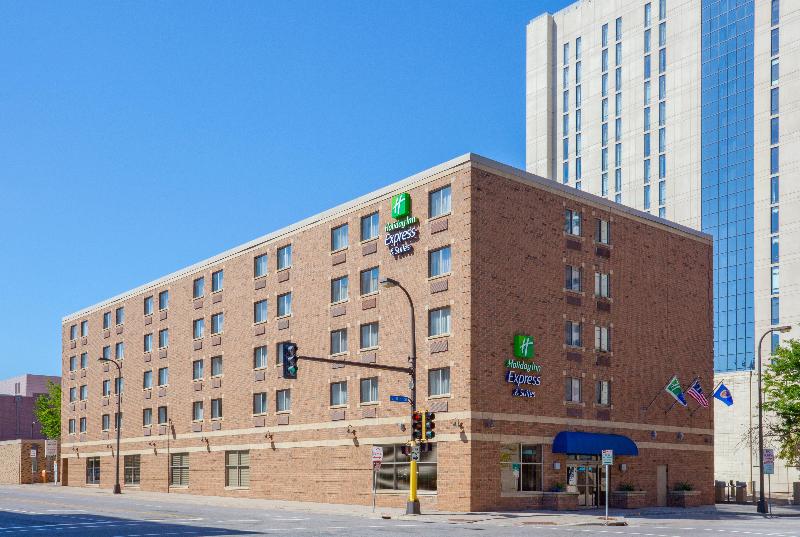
[
  {"xmin": 30, "ymin": 449, "xmax": 37, "ymax": 458},
  {"xmin": 372, "ymin": 446, "xmax": 383, "ymax": 464},
  {"xmin": 45, "ymin": 440, "xmax": 58, "ymax": 457},
  {"xmin": 763, "ymin": 449, "xmax": 775, "ymax": 465},
  {"xmin": 602, "ymin": 449, "xmax": 613, "ymax": 466}
]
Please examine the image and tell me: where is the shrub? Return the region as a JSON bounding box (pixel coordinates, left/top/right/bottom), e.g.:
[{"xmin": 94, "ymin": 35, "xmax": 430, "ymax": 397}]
[
  {"xmin": 617, "ymin": 483, "xmax": 636, "ymax": 492},
  {"xmin": 673, "ymin": 481, "xmax": 693, "ymax": 491}
]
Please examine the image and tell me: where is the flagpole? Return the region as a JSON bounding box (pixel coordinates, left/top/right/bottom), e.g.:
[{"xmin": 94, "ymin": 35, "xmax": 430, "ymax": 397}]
[{"xmin": 643, "ymin": 375, "xmax": 677, "ymax": 413}]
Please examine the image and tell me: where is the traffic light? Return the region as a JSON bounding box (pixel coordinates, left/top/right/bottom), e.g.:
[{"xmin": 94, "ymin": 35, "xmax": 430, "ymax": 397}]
[
  {"xmin": 411, "ymin": 411, "xmax": 423, "ymax": 441},
  {"xmin": 282, "ymin": 342, "xmax": 298, "ymax": 379},
  {"xmin": 423, "ymin": 412, "xmax": 436, "ymax": 440}
]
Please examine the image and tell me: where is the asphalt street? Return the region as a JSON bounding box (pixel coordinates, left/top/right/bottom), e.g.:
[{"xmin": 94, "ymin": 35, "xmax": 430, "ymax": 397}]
[{"xmin": 0, "ymin": 485, "xmax": 798, "ymax": 536}]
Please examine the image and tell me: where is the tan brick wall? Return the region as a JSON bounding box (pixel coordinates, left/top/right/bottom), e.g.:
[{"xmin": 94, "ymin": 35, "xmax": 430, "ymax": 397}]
[
  {"xmin": 0, "ymin": 440, "xmax": 55, "ymax": 484},
  {"xmin": 60, "ymin": 156, "xmax": 713, "ymax": 511}
]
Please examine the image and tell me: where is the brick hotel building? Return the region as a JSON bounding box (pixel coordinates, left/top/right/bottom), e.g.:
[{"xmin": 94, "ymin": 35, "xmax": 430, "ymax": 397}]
[{"xmin": 61, "ymin": 154, "xmax": 713, "ymax": 511}]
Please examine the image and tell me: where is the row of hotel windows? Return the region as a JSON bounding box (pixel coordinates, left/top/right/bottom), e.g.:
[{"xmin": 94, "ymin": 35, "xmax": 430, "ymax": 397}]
[
  {"xmin": 67, "ymin": 368, "xmax": 452, "ymax": 433},
  {"xmin": 89, "ymin": 444, "xmax": 440, "ymax": 492},
  {"xmin": 565, "ymin": 321, "xmax": 612, "ymax": 352},
  {"xmin": 68, "ymin": 186, "xmax": 454, "ymax": 341},
  {"xmin": 768, "ymin": 0, "xmax": 781, "ymax": 349},
  {"xmin": 564, "ymin": 210, "xmax": 611, "ymax": 245}
]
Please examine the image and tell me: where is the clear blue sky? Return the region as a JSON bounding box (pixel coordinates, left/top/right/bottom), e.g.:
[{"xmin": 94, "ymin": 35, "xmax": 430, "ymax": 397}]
[{"xmin": 0, "ymin": 1, "xmax": 570, "ymax": 378}]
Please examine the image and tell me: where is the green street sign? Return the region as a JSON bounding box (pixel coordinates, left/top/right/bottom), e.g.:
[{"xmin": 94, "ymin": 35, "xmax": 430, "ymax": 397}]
[
  {"xmin": 391, "ymin": 193, "xmax": 411, "ymax": 220},
  {"xmin": 513, "ymin": 334, "xmax": 535, "ymax": 359}
]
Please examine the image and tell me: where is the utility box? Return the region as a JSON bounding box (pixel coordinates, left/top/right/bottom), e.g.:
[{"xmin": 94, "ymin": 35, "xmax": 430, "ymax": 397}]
[{"xmin": 735, "ymin": 482, "xmax": 747, "ymax": 504}]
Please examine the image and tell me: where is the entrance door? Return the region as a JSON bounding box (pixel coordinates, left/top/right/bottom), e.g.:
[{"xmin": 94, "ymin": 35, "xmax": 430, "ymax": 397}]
[
  {"xmin": 567, "ymin": 464, "xmax": 600, "ymax": 507},
  {"xmin": 656, "ymin": 465, "xmax": 668, "ymax": 506}
]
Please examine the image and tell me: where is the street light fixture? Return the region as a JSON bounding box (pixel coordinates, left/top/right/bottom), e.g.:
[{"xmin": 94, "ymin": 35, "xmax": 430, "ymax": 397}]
[
  {"xmin": 98, "ymin": 356, "xmax": 123, "ymax": 495},
  {"xmin": 756, "ymin": 324, "xmax": 791, "ymax": 514},
  {"xmin": 379, "ymin": 276, "xmax": 420, "ymax": 515}
]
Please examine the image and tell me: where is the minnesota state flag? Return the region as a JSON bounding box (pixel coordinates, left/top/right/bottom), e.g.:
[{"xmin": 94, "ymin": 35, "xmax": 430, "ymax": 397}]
[{"xmin": 713, "ymin": 383, "xmax": 734, "ymax": 406}]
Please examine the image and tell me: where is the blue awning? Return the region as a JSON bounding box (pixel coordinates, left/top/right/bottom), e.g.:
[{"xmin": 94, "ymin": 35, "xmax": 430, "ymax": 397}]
[{"xmin": 551, "ymin": 431, "xmax": 639, "ymax": 456}]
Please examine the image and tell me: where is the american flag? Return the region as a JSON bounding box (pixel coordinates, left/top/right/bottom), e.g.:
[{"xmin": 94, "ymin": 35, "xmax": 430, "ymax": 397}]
[{"xmin": 687, "ymin": 379, "xmax": 709, "ymax": 408}]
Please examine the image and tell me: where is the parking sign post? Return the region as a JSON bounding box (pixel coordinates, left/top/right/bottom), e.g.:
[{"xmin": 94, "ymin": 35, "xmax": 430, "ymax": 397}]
[{"xmin": 601, "ymin": 450, "xmax": 614, "ymax": 524}]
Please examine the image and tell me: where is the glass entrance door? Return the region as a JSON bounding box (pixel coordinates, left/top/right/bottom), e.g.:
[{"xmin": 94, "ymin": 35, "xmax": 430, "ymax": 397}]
[{"xmin": 566, "ymin": 463, "xmax": 600, "ymax": 507}]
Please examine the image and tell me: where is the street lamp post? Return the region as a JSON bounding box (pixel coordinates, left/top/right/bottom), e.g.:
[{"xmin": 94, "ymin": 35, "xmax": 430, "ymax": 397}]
[
  {"xmin": 756, "ymin": 324, "xmax": 791, "ymax": 514},
  {"xmin": 380, "ymin": 276, "xmax": 420, "ymax": 515},
  {"xmin": 98, "ymin": 356, "xmax": 123, "ymax": 495}
]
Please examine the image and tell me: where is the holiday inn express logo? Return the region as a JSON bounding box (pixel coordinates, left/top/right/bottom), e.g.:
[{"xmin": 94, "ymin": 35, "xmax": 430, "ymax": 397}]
[
  {"xmin": 513, "ymin": 334, "xmax": 535, "ymax": 359},
  {"xmin": 391, "ymin": 193, "xmax": 411, "ymax": 219}
]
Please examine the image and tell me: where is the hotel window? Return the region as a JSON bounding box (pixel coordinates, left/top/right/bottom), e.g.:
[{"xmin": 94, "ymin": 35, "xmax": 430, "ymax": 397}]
[
  {"xmin": 103, "ymin": 312, "xmax": 111, "ymax": 330},
  {"xmin": 170, "ymin": 453, "xmax": 189, "ymax": 487},
  {"xmin": 575, "ymin": 61, "xmax": 582, "ymax": 84},
  {"xmin": 563, "ymin": 113, "xmax": 569, "ymax": 134},
  {"xmin": 360, "ymin": 267, "xmax": 379, "ymax": 295},
  {"xmin": 69, "ymin": 356, "xmax": 77, "ymax": 372},
  {"xmin": 564, "ymin": 265, "xmax": 582, "ymax": 292},
  {"xmin": 595, "ymin": 272, "xmax": 611, "ymax": 298},
  {"xmin": 253, "ymin": 393, "xmax": 268, "ymax": 415},
  {"xmin": 144, "ymin": 296, "xmax": 153, "ymax": 316},
  {"xmin": 69, "ymin": 325, "xmax": 77, "ymax": 340},
  {"xmin": 644, "ymin": 159, "xmax": 651, "ymax": 183},
  {"xmin": 330, "ymin": 328, "xmax": 348, "ymax": 355},
  {"xmin": 575, "ymin": 85, "xmax": 582, "ymax": 107},
  {"xmin": 102, "ymin": 380, "xmax": 111, "ymax": 397},
  {"xmin": 644, "ymin": 2, "xmax": 651, "ymax": 25},
  {"xmin": 658, "ymin": 181, "xmax": 666, "ymax": 206},
  {"xmin": 212, "ymin": 269, "xmax": 224, "ymax": 293},
  {"xmin": 771, "ymin": 332, "xmax": 780, "ymax": 355},
  {"xmin": 771, "ymin": 177, "xmax": 779, "ymax": 204},
  {"xmin": 158, "ymin": 290, "xmax": 169, "ymax": 311},
  {"xmin": 601, "ymin": 22, "xmax": 608, "ymax": 47},
  {"xmin": 115, "ymin": 307, "xmax": 125, "ymax": 325},
  {"xmin": 659, "ymin": 0, "xmax": 666, "ymax": 19},
  {"xmin": 211, "ymin": 312, "xmax": 224, "ymax": 334},
  {"xmin": 193, "ymin": 277, "xmax": 204, "ymax": 299},
  {"xmin": 142, "ymin": 408, "xmax": 152, "ymax": 427},
  {"xmin": 360, "ymin": 377, "xmax": 379, "ymax": 404},
  {"xmin": 659, "ymin": 101, "xmax": 665, "ymax": 126},
  {"xmin": 86, "ymin": 457, "xmax": 100, "ymax": 484},
  {"xmin": 601, "ymin": 123, "xmax": 608, "ymax": 145},
  {"xmin": 564, "ymin": 209, "xmax": 581, "ymax": 236},
  {"xmin": 596, "ymin": 380, "xmax": 611, "ymax": 406},
  {"xmin": 360, "ymin": 322, "xmax": 379, "ymax": 350},
  {"xmin": 211, "ymin": 398, "xmax": 223, "ymax": 420},
  {"xmin": 615, "ymin": 17, "xmax": 622, "ymax": 40},
  {"xmin": 330, "ymin": 381, "xmax": 348, "ymax": 406},
  {"xmin": 277, "ymin": 292, "xmax": 292, "ymax": 317},
  {"xmin": 575, "ymin": 36, "xmax": 581, "ymax": 59},
  {"xmin": 158, "ymin": 406, "xmax": 168, "ymax": 425},
  {"xmin": 771, "ymin": 237, "xmax": 779, "ymax": 264},
  {"xmin": 658, "ymin": 75, "xmax": 665, "ymax": 99},
  {"xmin": 253, "ymin": 346, "xmax": 268, "ymax": 370},
  {"xmin": 254, "ymin": 254, "xmax": 268, "ymax": 277},
  {"xmin": 124, "ymin": 455, "xmax": 141, "ymax": 486},
  {"xmin": 658, "ymin": 48, "xmax": 666, "ymax": 73},
  {"xmin": 114, "ymin": 377, "xmax": 124, "ymax": 395},
  {"xmin": 771, "ymin": 28, "xmax": 779, "ymax": 56},
  {"xmin": 331, "ymin": 223, "xmax": 349, "ymax": 251},
  {"xmin": 565, "ymin": 377, "xmax": 582, "ymax": 402},
  {"xmin": 80, "ymin": 417, "xmax": 87, "ymax": 433},
  {"xmin": 193, "ymin": 318, "xmax": 204, "ymax": 339},
  {"xmin": 563, "ymin": 90, "xmax": 569, "ymax": 113},
  {"xmin": 644, "ymin": 133, "xmax": 651, "ymax": 157},
  {"xmin": 659, "ymin": 22, "xmax": 666, "ymax": 46},
  {"xmin": 771, "ymin": 88, "xmax": 779, "ymax": 114},
  {"xmin": 115, "ymin": 342, "xmax": 124, "ymax": 360},
  {"xmin": 211, "ymin": 356, "xmax": 223, "ymax": 377},
  {"xmin": 658, "ymin": 128, "xmax": 666, "ymax": 152},
  {"xmin": 428, "ymin": 307, "xmax": 451, "ymax": 337},
  {"xmin": 225, "ymin": 451, "xmax": 250, "ymax": 488},
  {"xmin": 615, "ymin": 42, "xmax": 621, "ymax": 67},
  {"xmin": 771, "ymin": 117, "xmax": 779, "ymax": 145},
  {"xmin": 601, "ymin": 98, "xmax": 608, "ymax": 121},
  {"xmin": 601, "ymin": 49, "xmax": 608, "ymax": 72},
  {"xmin": 192, "ymin": 359, "xmax": 203, "ymax": 380},
  {"xmin": 254, "ymin": 300, "xmax": 268, "ymax": 323},
  {"xmin": 771, "ymin": 266, "xmax": 779, "ymax": 295},
  {"xmin": 68, "ymin": 419, "xmax": 76, "ymax": 434},
  {"xmin": 595, "ymin": 326, "xmax": 611, "ymax": 352},
  {"xmin": 596, "ymin": 219, "xmax": 611, "ymax": 244},
  {"xmin": 331, "ymin": 276, "xmax": 349, "ymax": 303},
  {"xmin": 277, "ymin": 244, "xmax": 292, "ymax": 270},
  {"xmin": 772, "ymin": 297, "xmax": 780, "ymax": 325},
  {"xmin": 565, "ymin": 321, "xmax": 582, "ymax": 347},
  {"xmin": 429, "ymin": 185, "xmax": 451, "ymax": 218},
  {"xmin": 80, "ymin": 384, "xmax": 88, "ymax": 401},
  {"xmin": 143, "ymin": 370, "xmax": 153, "ymax": 390},
  {"xmin": 644, "ymin": 81, "xmax": 651, "ymax": 102},
  {"xmin": 158, "ymin": 329, "xmax": 169, "ymax": 349},
  {"xmin": 771, "ymin": 207, "xmax": 779, "ymax": 233},
  {"xmin": 80, "ymin": 320, "xmax": 88, "ymax": 337},
  {"xmin": 659, "ymin": 154, "xmax": 666, "ymax": 178},
  {"xmin": 80, "ymin": 352, "xmax": 87, "ymax": 369},
  {"xmin": 644, "ymin": 28, "xmax": 651, "ymax": 53},
  {"xmin": 500, "ymin": 444, "xmax": 543, "ymax": 493},
  {"xmin": 361, "ymin": 213, "xmax": 379, "ymax": 241},
  {"xmin": 602, "ymin": 73, "xmax": 608, "ymax": 97},
  {"xmin": 771, "ymin": 59, "xmax": 779, "ymax": 85},
  {"xmin": 376, "ymin": 443, "xmax": 437, "ymax": 492},
  {"xmin": 277, "ymin": 389, "xmax": 291, "ymax": 412},
  {"xmin": 615, "ymin": 94, "xmax": 621, "ymax": 116},
  {"xmin": 771, "ymin": 147, "xmax": 779, "ymax": 175},
  {"xmin": 69, "ymin": 386, "xmax": 77, "ymax": 402},
  {"xmin": 563, "ymin": 42, "xmax": 568, "ymax": 64},
  {"xmin": 157, "ymin": 367, "xmax": 168, "ymax": 387},
  {"xmin": 428, "ymin": 367, "xmax": 450, "ymax": 397},
  {"xmin": 101, "ymin": 414, "xmax": 110, "ymax": 431},
  {"xmin": 428, "ymin": 246, "xmax": 451, "ymax": 278},
  {"xmin": 772, "ymin": 0, "xmax": 779, "ymax": 25},
  {"xmin": 602, "ymin": 148, "xmax": 608, "ymax": 170}
]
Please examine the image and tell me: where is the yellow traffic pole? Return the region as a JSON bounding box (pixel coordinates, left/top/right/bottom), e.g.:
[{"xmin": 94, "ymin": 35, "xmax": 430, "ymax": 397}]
[{"xmin": 409, "ymin": 454, "xmax": 418, "ymax": 504}]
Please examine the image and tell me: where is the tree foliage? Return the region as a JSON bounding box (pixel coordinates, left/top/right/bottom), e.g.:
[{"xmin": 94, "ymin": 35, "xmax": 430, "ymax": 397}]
[
  {"xmin": 33, "ymin": 381, "xmax": 61, "ymax": 439},
  {"xmin": 763, "ymin": 338, "xmax": 800, "ymax": 466}
]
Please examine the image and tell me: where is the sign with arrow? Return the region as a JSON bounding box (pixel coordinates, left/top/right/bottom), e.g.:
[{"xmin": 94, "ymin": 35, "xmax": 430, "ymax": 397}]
[{"xmin": 390, "ymin": 395, "xmax": 410, "ymax": 403}]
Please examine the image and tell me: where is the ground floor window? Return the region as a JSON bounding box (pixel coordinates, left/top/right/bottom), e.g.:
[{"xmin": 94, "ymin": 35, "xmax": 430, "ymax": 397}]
[
  {"xmin": 225, "ymin": 450, "xmax": 250, "ymax": 488},
  {"xmin": 500, "ymin": 444, "xmax": 543, "ymax": 492},
  {"xmin": 124, "ymin": 455, "xmax": 140, "ymax": 485},
  {"xmin": 375, "ymin": 444, "xmax": 436, "ymax": 492},
  {"xmin": 170, "ymin": 453, "xmax": 189, "ymax": 487},
  {"xmin": 86, "ymin": 457, "xmax": 100, "ymax": 484}
]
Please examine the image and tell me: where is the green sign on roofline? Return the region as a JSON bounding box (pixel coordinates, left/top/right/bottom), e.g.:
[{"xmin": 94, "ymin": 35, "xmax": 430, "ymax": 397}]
[
  {"xmin": 513, "ymin": 334, "xmax": 535, "ymax": 359},
  {"xmin": 391, "ymin": 193, "xmax": 411, "ymax": 220}
]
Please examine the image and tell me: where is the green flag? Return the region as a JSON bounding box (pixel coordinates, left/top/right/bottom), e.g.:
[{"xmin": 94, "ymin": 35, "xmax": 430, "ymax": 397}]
[{"xmin": 665, "ymin": 376, "xmax": 688, "ymax": 406}]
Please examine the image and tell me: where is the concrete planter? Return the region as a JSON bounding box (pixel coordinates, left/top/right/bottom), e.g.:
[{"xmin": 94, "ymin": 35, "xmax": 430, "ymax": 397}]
[
  {"xmin": 610, "ymin": 490, "xmax": 647, "ymax": 509},
  {"xmin": 667, "ymin": 490, "xmax": 702, "ymax": 508},
  {"xmin": 541, "ymin": 492, "xmax": 579, "ymax": 511}
]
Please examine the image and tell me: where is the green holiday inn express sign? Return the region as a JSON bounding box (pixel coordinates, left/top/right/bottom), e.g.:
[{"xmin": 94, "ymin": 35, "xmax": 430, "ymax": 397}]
[
  {"xmin": 385, "ymin": 192, "xmax": 419, "ymax": 256},
  {"xmin": 505, "ymin": 334, "xmax": 542, "ymax": 398}
]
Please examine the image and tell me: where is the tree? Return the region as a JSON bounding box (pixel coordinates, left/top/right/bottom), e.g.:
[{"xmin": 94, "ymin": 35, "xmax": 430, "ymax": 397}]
[
  {"xmin": 763, "ymin": 338, "xmax": 800, "ymax": 466},
  {"xmin": 33, "ymin": 381, "xmax": 61, "ymax": 439}
]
